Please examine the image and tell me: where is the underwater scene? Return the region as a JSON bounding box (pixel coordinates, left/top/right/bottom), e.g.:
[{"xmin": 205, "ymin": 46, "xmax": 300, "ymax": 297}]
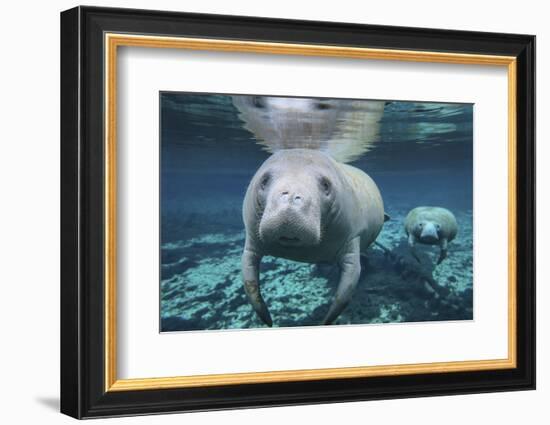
[{"xmin": 160, "ymin": 93, "xmax": 473, "ymax": 332}]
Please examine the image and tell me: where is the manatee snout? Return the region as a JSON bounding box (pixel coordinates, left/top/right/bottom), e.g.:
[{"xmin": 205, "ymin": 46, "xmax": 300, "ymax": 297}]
[
  {"xmin": 418, "ymin": 221, "xmax": 440, "ymax": 243},
  {"xmin": 259, "ymin": 181, "xmax": 321, "ymax": 247}
]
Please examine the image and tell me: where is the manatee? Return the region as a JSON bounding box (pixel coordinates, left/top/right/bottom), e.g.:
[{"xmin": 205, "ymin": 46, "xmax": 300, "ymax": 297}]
[
  {"xmin": 404, "ymin": 206, "xmax": 458, "ymax": 265},
  {"xmin": 241, "ymin": 148, "xmax": 385, "ymax": 326}
]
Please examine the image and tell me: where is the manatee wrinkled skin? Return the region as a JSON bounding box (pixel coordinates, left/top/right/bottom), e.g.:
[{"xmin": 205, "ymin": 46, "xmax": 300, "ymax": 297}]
[
  {"xmin": 242, "ymin": 148, "xmax": 385, "ymax": 326},
  {"xmin": 404, "ymin": 206, "xmax": 458, "ymax": 265}
]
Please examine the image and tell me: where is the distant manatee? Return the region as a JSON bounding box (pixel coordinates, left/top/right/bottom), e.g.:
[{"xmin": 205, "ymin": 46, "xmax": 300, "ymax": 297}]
[{"xmin": 404, "ymin": 206, "xmax": 458, "ymax": 265}]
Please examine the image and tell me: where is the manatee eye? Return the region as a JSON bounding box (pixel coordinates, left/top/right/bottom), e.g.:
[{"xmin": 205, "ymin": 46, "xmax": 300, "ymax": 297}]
[
  {"xmin": 259, "ymin": 173, "xmax": 271, "ymax": 190},
  {"xmin": 316, "ymin": 102, "xmax": 331, "ymax": 110},
  {"xmin": 418, "ymin": 223, "xmax": 423, "ymax": 228},
  {"xmin": 319, "ymin": 176, "xmax": 331, "ymax": 196},
  {"xmin": 436, "ymin": 224, "xmax": 441, "ymax": 230},
  {"xmin": 252, "ymin": 96, "xmax": 266, "ymax": 109}
]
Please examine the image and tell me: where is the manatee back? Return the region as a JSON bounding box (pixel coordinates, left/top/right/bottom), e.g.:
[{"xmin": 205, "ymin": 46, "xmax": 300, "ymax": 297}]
[{"xmin": 336, "ymin": 162, "xmax": 385, "ymax": 251}]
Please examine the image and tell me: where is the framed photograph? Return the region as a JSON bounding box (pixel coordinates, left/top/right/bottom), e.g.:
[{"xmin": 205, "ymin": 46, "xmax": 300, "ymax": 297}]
[{"xmin": 60, "ymin": 6, "xmax": 535, "ymax": 419}]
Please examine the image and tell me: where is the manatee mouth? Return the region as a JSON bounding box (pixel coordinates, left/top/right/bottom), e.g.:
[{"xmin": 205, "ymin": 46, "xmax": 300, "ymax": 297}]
[
  {"xmin": 278, "ymin": 236, "xmax": 301, "ymax": 245},
  {"xmin": 419, "ymin": 235, "xmax": 439, "ymax": 244},
  {"xmin": 258, "ymin": 206, "xmax": 321, "ymax": 248}
]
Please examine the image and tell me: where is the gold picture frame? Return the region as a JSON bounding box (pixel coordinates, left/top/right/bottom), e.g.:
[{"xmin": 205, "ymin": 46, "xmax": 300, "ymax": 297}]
[{"xmin": 104, "ymin": 33, "xmax": 518, "ymax": 392}]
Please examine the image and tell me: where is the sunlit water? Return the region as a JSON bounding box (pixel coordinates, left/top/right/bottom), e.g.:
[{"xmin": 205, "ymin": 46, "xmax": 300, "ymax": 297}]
[{"xmin": 160, "ymin": 93, "xmax": 473, "ymax": 332}]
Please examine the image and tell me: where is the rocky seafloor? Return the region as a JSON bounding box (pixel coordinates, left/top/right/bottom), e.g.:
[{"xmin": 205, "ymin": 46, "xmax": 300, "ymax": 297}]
[{"xmin": 160, "ymin": 200, "xmax": 473, "ymax": 332}]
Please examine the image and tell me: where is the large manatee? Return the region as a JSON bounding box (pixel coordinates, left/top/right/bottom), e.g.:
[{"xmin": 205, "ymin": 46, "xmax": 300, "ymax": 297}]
[{"xmin": 241, "ymin": 149, "xmax": 386, "ymax": 326}]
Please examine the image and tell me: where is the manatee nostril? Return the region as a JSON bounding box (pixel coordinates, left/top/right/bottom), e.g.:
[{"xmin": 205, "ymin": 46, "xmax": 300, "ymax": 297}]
[
  {"xmin": 293, "ymin": 195, "xmax": 304, "ymax": 206},
  {"xmin": 279, "ymin": 191, "xmax": 304, "ymax": 205},
  {"xmin": 280, "ymin": 191, "xmax": 290, "ymax": 202}
]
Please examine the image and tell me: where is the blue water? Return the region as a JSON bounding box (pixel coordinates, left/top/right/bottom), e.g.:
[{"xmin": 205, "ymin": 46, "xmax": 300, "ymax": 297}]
[{"xmin": 160, "ymin": 93, "xmax": 473, "ymax": 332}]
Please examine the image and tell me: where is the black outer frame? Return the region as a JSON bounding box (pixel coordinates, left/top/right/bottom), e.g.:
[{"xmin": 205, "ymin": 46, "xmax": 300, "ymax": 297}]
[{"xmin": 60, "ymin": 5, "xmax": 535, "ymax": 419}]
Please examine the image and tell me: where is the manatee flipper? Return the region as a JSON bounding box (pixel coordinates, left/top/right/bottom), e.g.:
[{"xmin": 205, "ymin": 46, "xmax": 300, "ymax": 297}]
[
  {"xmin": 384, "ymin": 213, "xmax": 391, "ymax": 222},
  {"xmin": 242, "ymin": 247, "xmax": 272, "ymax": 326},
  {"xmin": 323, "ymin": 237, "xmax": 361, "ymax": 325},
  {"xmin": 408, "ymin": 233, "xmax": 421, "ymax": 263},
  {"xmin": 437, "ymin": 238, "xmax": 448, "ymax": 265}
]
